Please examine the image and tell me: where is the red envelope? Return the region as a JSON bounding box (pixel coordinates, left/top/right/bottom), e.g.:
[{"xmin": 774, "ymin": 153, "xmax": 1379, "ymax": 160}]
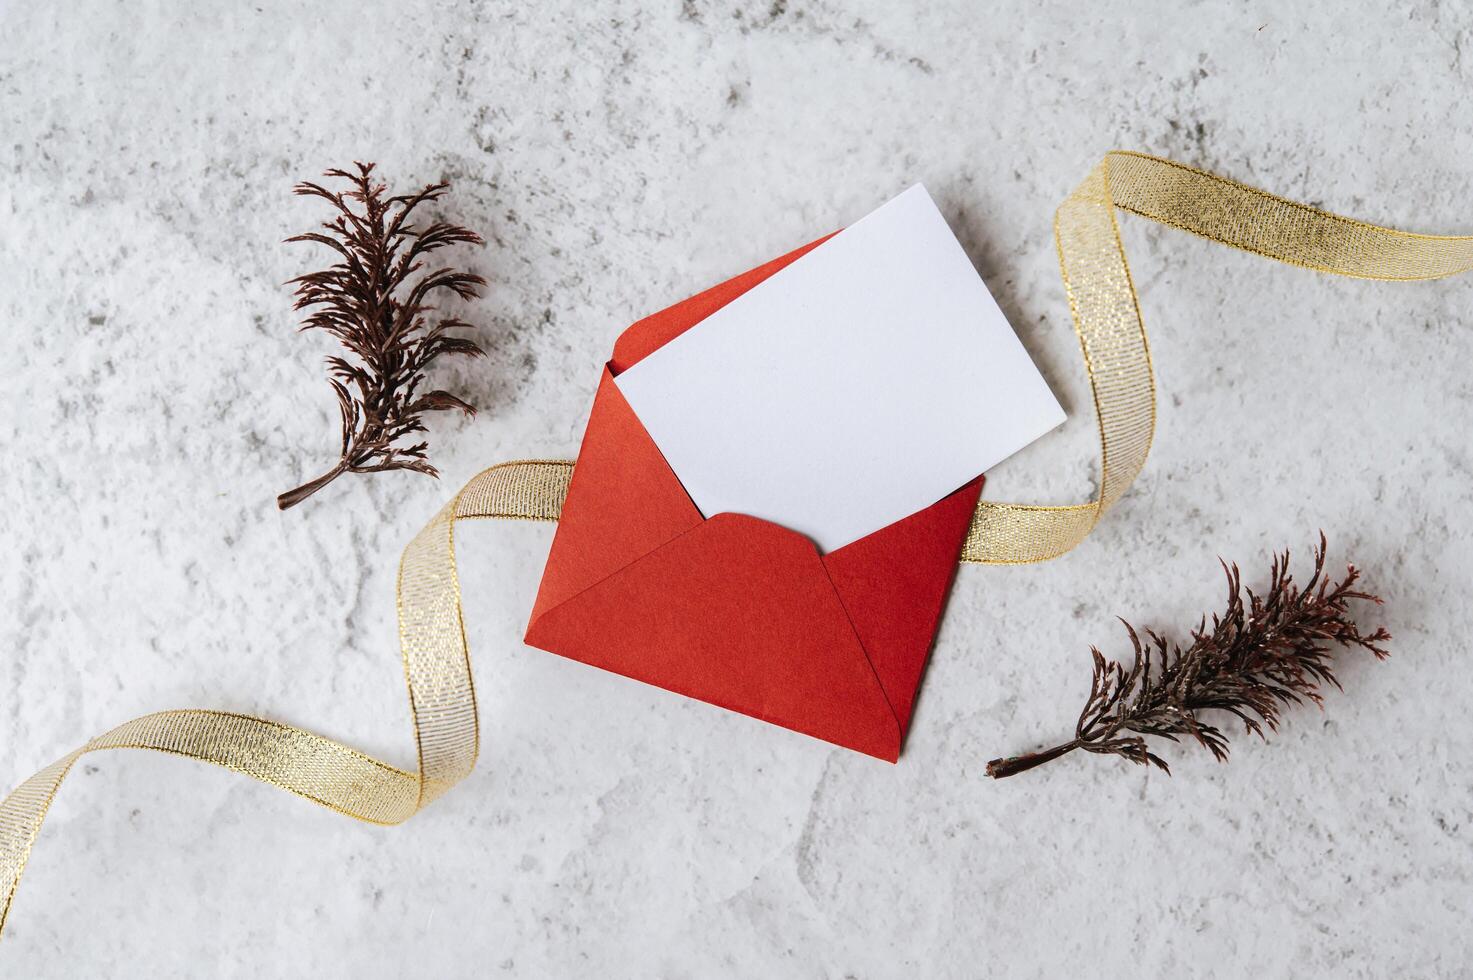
[{"xmin": 524, "ymin": 237, "xmax": 983, "ymax": 762}]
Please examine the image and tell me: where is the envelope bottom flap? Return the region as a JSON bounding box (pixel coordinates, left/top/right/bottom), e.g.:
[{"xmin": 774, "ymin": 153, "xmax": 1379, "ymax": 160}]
[{"xmin": 525, "ymin": 512, "xmax": 902, "ymax": 761}]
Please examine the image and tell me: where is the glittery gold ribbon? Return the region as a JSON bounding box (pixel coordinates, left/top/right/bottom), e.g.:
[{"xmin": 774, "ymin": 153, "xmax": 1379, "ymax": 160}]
[
  {"xmin": 962, "ymin": 151, "xmax": 1472, "ymax": 563},
  {"xmin": 0, "ymin": 460, "xmax": 575, "ymax": 933},
  {"xmin": 2, "ymin": 152, "xmax": 1468, "ymax": 937}
]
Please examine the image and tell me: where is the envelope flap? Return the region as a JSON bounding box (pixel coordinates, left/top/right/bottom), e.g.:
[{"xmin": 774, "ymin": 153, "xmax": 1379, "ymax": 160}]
[
  {"xmin": 822, "ymin": 477, "xmax": 984, "ymax": 734},
  {"xmin": 526, "ymin": 511, "xmax": 902, "ymax": 760},
  {"xmin": 529, "ymin": 370, "xmax": 702, "ymax": 622},
  {"xmin": 610, "ymin": 234, "xmax": 834, "ymax": 374}
]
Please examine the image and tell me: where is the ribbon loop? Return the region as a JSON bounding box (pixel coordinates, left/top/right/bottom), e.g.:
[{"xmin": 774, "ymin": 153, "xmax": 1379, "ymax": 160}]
[{"xmin": 960, "ymin": 151, "xmax": 1472, "ymax": 565}]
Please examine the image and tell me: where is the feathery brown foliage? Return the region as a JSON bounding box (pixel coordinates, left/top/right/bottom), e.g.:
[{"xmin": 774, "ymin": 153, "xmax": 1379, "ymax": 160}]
[
  {"xmin": 278, "ymin": 162, "xmax": 486, "ymax": 510},
  {"xmin": 986, "ymin": 535, "xmax": 1389, "ymax": 779}
]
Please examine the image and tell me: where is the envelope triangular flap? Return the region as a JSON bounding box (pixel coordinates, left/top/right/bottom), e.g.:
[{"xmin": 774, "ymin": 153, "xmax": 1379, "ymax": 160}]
[
  {"xmin": 822, "ymin": 476, "xmax": 982, "ymax": 734},
  {"xmin": 527, "ymin": 511, "xmax": 903, "ymax": 759},
  {"xmin": 528, "ymin": 371, "xmax": 702, "ymax": 623}
]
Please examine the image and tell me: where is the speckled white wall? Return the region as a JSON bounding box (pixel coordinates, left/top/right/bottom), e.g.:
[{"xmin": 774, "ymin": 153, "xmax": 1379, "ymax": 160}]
[{"xmin": 2, "ymin": 1, "xmax": 1471, "ymax": 976}]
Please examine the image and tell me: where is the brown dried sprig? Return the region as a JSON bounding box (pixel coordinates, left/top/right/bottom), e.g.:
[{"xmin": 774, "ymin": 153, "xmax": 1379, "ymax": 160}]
[
  {"xmin": 986, "ymin": 535, "xmax": 1389, "ymax": 779},
  {"xmin": 277, "ymin": 162, "xmax": 486, "ymax": 510}
]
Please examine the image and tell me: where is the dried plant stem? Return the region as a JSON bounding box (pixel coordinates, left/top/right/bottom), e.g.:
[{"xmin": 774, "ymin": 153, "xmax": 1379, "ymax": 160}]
[
  {"xmin": 986, "ymin": 534, "xmax": 1388, "ymax": 779},
  {"xmin": 277, "ymin": 462, "xmax": 348, "ymax": 511},
  {"xmin": 984, "ymin": 740, "xmax": 1083, "ymax": 779}
]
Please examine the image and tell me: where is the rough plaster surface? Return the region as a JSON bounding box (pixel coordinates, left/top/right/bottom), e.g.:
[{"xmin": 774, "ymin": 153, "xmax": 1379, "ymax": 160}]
[{"xmin": 2, "ymin": 1, "xmax": 1471, "ymax": 976}]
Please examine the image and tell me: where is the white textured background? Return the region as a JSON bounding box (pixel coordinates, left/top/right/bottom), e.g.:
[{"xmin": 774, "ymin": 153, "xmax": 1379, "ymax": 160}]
[{"xmin": 3, "ymin": 1, "xmax": 1471, "ymax": 976}]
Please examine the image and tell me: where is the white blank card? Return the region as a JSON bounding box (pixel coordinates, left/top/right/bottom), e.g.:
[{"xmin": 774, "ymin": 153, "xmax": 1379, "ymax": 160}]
[{"xmin": 614, "ymin": 184, "xmax": 1065, "ymax": 553}]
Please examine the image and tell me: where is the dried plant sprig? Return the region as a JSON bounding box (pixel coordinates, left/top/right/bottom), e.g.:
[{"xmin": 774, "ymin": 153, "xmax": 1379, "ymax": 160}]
[
  {"xmin": 986, "ymin": 535, "xmax": 1389, "ymax": 779},
  {"xmin": 277, "ymin": 162, "xmax": 487, "ymax": 510}
]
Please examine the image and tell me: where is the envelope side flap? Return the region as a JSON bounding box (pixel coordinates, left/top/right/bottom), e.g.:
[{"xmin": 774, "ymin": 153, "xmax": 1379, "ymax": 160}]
[
  {"xmin": 525, "ymin": 512, "xmax": 902, "ymax": 761},
  {"xmin": 822, "ymin": 477, "xmax": 985, "ymax": 736},
  {"xmin": 610, "ymin": 234, "xmax": 836, "ymax": 374},
  {"xmin": 529, "ymin": 369, "xmax": 703, "ymax": 623}
]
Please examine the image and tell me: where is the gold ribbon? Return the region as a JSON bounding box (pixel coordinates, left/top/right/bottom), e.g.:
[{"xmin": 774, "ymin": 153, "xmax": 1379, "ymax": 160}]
[
  {"xmin": 962, "ymin": 151, "xmax": 1473, "ymax": 563},
  {"xmin": 0, "ymin": 460, "xmax": 574, "ymax": 932},
  {"xmin": 2, "ymin": 152, "xmax": 1468, "ymax": 937}
]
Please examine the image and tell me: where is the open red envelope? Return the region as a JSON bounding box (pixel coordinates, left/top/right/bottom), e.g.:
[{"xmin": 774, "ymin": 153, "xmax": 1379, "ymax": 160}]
[{"xmin": 524, "ymin": 237, "xmax": 983, "ymax": 762}]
